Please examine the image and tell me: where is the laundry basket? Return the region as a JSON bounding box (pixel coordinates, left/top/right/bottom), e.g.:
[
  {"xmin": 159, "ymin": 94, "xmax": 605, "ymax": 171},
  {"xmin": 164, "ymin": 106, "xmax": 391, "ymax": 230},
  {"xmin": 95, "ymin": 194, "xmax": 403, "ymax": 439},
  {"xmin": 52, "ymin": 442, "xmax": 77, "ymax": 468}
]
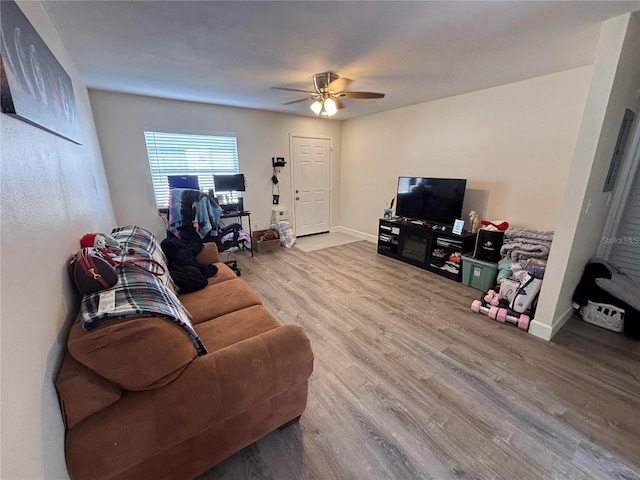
[{"xmin": 580, "ymin": 300, "xmax": 625, "ymax": 332}]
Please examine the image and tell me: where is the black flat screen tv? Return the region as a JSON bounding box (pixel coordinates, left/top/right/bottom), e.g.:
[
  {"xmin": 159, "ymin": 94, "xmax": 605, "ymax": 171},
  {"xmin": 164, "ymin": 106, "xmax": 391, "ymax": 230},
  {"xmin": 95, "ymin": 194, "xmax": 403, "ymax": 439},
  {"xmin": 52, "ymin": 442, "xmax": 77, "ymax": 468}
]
[
  {"xmin": 395, "ymin": 177, "xmax": 466, "ymax": 225},
  {"xmin": 213, "ymin": 173, "xmax": 246, "ymax": 192}
]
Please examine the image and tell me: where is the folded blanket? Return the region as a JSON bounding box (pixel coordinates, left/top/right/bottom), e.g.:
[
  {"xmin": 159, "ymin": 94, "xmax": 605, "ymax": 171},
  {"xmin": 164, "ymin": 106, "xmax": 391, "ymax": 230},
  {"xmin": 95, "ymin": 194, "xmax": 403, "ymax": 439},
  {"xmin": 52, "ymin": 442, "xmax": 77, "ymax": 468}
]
[
  {"xmin": 504, "ymin": 227, "xmax": 554, "ymax": 242},
  {"xmin": 501, "ymin": 227, "xmax": 554, "ymax": 261},
  {"xmin": 501, "ymin": 241, "xmax": 550, "ymax": 261}
]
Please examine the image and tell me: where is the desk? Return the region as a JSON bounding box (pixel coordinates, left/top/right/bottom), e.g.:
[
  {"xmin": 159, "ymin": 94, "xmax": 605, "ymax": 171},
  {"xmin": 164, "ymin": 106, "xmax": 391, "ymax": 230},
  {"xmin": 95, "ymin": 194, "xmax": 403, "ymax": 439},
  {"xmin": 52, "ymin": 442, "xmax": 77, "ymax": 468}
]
[{"xmin": 220, "ymin": 211, "xmax": 253, "ymax": 257}]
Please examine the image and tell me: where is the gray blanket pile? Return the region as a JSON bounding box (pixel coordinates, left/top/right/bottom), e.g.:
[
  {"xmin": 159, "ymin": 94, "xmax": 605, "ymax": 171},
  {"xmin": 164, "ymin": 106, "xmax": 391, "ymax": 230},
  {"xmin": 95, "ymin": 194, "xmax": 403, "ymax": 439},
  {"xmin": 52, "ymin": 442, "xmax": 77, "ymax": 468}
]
[{"xmin": 500, "ymin": 227, "xmax": 554, "ymax": 261}]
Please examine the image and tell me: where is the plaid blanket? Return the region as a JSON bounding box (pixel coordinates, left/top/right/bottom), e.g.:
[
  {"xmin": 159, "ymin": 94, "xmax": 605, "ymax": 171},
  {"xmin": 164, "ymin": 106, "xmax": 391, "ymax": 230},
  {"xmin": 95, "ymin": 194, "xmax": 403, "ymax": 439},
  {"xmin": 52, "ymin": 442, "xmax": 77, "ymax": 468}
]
[
  {"xmin": 112, "ymin": 225, "xmax": 178, "ymax": 294},
  {"xmin": 79, "ymin": 226, "xmax": 207, "ymax": 356}
]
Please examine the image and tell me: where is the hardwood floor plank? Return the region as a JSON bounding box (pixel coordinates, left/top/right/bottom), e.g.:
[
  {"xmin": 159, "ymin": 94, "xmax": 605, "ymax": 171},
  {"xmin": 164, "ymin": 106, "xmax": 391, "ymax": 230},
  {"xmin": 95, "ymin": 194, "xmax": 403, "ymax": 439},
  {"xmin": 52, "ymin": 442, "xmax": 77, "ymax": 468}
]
[
  {"xmin": 571, "ymin": 440, "xmax": 640, "ymax": 480},
  {"xmin": 196, "ymin": 242, "xmax": 640, "ymax": 479}
]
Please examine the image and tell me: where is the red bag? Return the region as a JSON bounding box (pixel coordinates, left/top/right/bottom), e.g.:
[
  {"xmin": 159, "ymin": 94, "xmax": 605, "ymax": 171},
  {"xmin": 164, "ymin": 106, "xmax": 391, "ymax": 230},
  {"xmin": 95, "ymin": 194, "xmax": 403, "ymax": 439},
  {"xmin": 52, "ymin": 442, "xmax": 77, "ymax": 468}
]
[
  {"xmin": 68, "ymin": 248, "xmax": 118, "ymax": 295},
  {"xmin": 69, "ymin": 247, "xmax": 167, "ymax": 296}
]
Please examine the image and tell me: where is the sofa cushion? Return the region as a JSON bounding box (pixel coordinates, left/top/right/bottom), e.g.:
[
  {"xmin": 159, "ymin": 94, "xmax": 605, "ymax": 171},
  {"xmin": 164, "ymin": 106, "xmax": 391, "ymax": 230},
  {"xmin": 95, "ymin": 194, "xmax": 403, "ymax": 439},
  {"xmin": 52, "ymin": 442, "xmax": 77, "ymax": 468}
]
[
  {"xmin": 195, "ymin": 242, "xmax": 221, "ymax": 266},
  {"xmin": 179, "ymin": 278, "xmax": 262, "ymax": 324},
  {"xmin": 195, "ymin": 305, "xmax": 280, "ymax": 352},
  {"xmin": 207, "ymin": 263, "xmax": 238, "ymax": 285},
  {"xmin": 68, "ymin": 317, "xmax": 198, "ymax": 391}
]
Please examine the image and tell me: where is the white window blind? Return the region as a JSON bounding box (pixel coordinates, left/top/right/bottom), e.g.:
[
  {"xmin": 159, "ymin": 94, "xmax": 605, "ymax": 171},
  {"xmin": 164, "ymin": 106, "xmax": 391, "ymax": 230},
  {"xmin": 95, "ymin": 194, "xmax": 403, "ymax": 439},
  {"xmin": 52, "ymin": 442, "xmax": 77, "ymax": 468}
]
[{"xmin": 144, "ymin": 131, "xmax": 239, "ymax": 208}]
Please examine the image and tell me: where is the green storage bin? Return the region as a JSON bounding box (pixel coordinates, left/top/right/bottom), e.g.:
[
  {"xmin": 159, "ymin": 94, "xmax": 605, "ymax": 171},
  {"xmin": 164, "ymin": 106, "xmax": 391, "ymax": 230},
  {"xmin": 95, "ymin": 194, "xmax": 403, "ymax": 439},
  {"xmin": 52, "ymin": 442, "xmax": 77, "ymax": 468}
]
[{"xmin": 461, "ymin": 255, "xmax": 498, "ymax": 292}]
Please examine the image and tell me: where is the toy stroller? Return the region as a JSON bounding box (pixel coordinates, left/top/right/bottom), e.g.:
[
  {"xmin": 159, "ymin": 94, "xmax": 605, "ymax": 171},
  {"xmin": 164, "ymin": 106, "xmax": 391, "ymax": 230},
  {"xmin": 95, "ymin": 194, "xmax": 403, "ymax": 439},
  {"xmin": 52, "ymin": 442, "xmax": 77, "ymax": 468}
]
[{"xmin": 470, "ymin": 272, "xmax": 543, "ymax": 331}]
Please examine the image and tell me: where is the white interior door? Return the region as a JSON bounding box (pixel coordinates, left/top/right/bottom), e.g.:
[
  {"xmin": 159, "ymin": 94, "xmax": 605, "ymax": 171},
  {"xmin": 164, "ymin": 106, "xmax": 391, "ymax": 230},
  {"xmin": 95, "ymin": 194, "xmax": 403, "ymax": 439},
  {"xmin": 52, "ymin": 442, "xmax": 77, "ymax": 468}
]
[{"xmin": 291, "ymin": 136, "xmax": 331, "ymax": 236}]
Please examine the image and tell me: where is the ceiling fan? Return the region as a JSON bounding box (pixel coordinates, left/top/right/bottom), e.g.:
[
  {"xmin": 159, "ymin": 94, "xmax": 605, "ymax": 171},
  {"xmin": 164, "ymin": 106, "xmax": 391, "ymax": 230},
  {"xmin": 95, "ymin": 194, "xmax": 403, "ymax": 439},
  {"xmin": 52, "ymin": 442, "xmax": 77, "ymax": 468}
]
[{"xmin": 273, "ymin": 72, "xmax": 385, "ymax": 117}]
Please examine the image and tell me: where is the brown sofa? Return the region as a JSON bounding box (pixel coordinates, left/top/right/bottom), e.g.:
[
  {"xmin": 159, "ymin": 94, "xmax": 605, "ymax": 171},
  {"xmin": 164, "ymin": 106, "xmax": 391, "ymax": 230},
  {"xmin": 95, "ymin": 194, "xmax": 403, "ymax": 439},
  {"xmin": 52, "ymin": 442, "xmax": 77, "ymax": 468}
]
[{"xmin": 55, "ymin": 240, "xmax": 314, "ymax": 480}]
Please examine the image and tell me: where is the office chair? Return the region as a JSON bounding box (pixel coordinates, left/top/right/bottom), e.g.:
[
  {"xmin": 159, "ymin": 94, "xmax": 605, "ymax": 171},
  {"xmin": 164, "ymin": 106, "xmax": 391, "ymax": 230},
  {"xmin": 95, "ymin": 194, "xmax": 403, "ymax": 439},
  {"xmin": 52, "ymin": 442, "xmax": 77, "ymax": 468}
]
[{"xmin": 213, "ymin": 222, "xmax": 244, "ymax": 276}]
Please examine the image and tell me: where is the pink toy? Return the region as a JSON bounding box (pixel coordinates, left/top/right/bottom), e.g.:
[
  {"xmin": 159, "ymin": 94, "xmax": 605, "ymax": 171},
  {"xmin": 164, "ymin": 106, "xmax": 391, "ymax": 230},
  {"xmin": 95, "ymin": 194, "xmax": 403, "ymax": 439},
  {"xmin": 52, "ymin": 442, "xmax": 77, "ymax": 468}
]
[
  {"xmin": 483, "ymin": 289, "xmax": 501, "ymax": 306},
  {"xmin": 471, "ymin": 300, "xmax": 499, "ymax": 320},
  {"xmin": 471, "ymin": 299, "xmax": 531, "ymax": 331},
  {"xmin": 496, "ymin": 308, "xmax": 530, "ymax": 330}
]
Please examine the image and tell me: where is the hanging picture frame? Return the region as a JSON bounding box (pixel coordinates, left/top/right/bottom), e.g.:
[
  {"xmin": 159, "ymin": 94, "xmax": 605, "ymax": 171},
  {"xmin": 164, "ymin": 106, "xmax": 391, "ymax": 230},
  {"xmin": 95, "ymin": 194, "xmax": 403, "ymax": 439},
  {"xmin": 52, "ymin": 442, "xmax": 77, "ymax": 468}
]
[{"xmin": 0, "ymin": 0, "xmax": 81, "ymax": 144}]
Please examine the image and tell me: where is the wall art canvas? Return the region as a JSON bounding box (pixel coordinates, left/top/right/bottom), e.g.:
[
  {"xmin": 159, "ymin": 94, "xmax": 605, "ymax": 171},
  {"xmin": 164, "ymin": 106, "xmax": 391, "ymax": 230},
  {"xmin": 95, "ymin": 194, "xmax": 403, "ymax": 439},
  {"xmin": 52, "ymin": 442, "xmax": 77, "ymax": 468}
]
[{"xmin": 1, "ymin": 0, "xmax": 81, "ymax": 144}]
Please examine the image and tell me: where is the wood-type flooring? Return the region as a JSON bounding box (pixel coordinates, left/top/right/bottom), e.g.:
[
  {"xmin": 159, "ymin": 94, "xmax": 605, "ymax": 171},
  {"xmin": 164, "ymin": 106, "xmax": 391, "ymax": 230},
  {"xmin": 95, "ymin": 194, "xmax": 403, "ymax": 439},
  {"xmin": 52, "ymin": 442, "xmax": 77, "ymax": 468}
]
[{"xmin": 197, "ymin": 241, "xmax": 640, "ymax": 480}]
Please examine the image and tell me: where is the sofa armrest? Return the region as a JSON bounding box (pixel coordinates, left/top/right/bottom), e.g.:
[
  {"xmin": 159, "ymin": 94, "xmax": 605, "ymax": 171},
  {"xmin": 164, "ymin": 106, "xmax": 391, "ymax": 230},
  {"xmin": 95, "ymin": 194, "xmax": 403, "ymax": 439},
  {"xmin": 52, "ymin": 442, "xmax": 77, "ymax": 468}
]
[
  {"xmin": 208, "ymin": 324, "xmax": 313, "ymax": 411},
  {"xmin": 55, "ymin": 352, "xmax": 122, "ymax": 430},
  {"xmin": 159, "ymin": 324, "xmax": 314, "ymax": 423},
  {"xmin": 67, "ymin": 316, "xmax": 198, "ymax": 391},
  {"xmin": 196, "ymin": 242, "xmax": 220, "ymax": 265},
  {"xmin": 65, "ymin": 325, "xmax": 314, "ymax": 478}
]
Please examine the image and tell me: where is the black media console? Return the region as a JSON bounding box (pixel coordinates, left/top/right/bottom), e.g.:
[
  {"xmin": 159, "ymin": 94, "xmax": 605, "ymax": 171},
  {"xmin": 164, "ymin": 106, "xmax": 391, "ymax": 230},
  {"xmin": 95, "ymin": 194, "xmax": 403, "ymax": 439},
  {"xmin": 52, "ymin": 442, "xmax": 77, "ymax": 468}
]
[{"xmin": 378, "ymin": 218, "xmax": 475, "ymax": 282}]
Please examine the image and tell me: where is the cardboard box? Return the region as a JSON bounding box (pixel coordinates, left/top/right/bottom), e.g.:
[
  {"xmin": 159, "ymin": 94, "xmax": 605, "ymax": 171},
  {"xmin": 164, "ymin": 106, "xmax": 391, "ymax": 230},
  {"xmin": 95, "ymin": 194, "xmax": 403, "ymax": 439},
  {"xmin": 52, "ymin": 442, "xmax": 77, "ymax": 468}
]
[{"xmin": 251, "ymin": 229, "xmax": 280, "ymax": 253}]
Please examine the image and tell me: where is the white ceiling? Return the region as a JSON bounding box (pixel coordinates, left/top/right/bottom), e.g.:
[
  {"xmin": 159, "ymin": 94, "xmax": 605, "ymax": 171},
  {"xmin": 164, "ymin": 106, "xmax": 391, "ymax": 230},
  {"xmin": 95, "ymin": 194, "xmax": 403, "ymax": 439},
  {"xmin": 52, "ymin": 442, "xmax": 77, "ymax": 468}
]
[{"xmin": 43, "ymin": 1, "xmax": 640, "ymax": 120}]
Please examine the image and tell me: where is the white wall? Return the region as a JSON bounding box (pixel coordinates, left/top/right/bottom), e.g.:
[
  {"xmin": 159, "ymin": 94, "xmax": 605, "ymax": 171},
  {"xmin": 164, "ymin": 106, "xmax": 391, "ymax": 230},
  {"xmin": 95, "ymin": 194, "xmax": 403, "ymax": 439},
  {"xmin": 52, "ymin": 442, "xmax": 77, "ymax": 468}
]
[
  {"xmin": 88, "ymin": 91, "xmax": 343, "ymax": 240},
  {"xmin": 340, "ymin": 66, "xmax": 592, "ymax": 238},
  {"xmin": 0, "ymin": 2, "xmax": 116, "ymax": 478},
  {"xmin": 531, "ymin": 14, "xmax": 640, "ymax": 340}
]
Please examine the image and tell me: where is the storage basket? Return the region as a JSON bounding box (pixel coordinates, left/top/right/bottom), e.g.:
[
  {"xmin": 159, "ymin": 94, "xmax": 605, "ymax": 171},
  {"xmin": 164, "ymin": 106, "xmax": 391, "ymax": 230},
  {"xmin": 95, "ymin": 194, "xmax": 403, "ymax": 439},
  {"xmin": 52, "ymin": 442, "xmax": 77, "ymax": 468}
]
[
  {"xmin": 580, "ymin": 300, "xmax": 624, "ymax": 332},
  {"xmin": 251, "ymin": 229, "xmax": 280, "ymax": 253},
  {"xmin": 461, "ymin": 254, "xmax": 498, "ymax": 292}
]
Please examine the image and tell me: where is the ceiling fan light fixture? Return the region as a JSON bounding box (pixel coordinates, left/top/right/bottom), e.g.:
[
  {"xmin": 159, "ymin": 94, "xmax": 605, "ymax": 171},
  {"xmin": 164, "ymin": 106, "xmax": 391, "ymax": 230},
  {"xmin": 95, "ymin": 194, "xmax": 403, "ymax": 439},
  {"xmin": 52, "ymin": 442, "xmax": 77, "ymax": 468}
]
[
  {"xmin": 280, "ymin": 72, "xmax": 385, "ymax": 117},
  {"xmin": 310, "ymin": 100, "xmax": 323, "ymax": 115},
  {"xmin": 323, "ymin": 97, "xmax": 338, "ymax": 116}
]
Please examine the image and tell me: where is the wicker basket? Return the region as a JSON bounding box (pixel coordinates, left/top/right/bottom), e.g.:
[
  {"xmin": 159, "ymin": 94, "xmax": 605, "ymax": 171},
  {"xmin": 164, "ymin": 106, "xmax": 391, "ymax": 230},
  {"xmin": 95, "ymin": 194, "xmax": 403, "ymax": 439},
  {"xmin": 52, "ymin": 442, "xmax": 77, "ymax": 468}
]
[{"xmin": 580, "ymin": 300, "xmax": 625, "ymax": 332}]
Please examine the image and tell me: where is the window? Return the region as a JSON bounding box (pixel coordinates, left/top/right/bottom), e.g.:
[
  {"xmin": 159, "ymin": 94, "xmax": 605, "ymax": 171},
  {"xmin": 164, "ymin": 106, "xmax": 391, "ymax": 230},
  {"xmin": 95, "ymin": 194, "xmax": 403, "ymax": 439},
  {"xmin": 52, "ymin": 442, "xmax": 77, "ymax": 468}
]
[{"xmin": 144, "ymin": 131, "xmax": 239, "ymax": 208}]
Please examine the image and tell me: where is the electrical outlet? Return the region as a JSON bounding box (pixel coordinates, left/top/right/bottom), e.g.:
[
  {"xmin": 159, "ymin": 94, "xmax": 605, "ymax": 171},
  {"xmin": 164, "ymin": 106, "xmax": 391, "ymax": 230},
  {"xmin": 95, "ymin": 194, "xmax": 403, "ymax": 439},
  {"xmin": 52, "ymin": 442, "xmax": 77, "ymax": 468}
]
[{"xmin": 253, "ymin": 222, "xmax": 258, "ymax": 229}]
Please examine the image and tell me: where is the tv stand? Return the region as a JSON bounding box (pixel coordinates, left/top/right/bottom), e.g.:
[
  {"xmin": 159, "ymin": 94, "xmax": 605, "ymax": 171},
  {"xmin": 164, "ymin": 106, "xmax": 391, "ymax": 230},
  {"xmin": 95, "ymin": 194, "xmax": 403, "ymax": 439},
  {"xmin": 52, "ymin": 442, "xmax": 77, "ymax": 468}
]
[{"xmin": 377, "ymin": 218, "xmax": 475, "ymax": 281}]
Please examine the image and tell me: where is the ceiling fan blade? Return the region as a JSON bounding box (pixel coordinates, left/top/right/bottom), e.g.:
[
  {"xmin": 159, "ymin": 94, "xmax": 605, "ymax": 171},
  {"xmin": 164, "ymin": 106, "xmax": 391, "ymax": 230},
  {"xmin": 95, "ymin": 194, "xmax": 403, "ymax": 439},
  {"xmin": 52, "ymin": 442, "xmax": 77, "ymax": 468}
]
[
  {"xmin": 282, "ymin": 97, "xmax": 311, "ymax": 105},
  {"xmin": 271, "ymin": 87, "xmax": 313, "ymax": 94},
  {"xmin": 327, "ymin": 76, "xmax": 353, "ymax": 93},
  {"xmin": 334, "ymin": 98, "xmax": 345, "ymax": 110},
  {"xmin": 338, "ymin": 91, "xmax": 385, "ymax": 99}
]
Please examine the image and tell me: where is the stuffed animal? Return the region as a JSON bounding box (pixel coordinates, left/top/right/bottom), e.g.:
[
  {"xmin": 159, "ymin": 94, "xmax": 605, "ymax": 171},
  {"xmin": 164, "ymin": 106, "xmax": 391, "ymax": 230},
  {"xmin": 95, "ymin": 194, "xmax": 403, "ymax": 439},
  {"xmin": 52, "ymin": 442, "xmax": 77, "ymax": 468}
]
[
  {"xmin": 259, "ymin": 229, "xmax": 280, "ymax": 242},
  {"xmin": 81, "ymin": 233, "xmax": 122, "ymax": 255}
]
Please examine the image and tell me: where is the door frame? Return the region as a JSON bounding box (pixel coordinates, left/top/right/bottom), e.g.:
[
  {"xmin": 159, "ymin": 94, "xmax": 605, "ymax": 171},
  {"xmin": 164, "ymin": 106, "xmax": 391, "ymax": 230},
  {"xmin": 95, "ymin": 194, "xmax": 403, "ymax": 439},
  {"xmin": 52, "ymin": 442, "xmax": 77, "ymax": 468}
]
[
  {"xmin": 288, "ymin": 133, "xmax": 333, "ymax": 236},
  {"xmin": 598, "ymin": 114, "xmax": 640, "ymax": 258}
]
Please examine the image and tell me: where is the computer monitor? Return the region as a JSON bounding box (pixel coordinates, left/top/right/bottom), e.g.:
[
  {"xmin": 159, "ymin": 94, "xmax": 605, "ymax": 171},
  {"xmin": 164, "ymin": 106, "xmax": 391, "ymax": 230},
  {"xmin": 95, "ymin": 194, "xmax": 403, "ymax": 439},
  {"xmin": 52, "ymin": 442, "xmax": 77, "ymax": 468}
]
[
  {"xmin": 213, "ymin": 174, "xmax": 245, "ymax": 192},
  {"xmin": 167, "ymin": 175, "xmax": 199, "ymax": 190}
]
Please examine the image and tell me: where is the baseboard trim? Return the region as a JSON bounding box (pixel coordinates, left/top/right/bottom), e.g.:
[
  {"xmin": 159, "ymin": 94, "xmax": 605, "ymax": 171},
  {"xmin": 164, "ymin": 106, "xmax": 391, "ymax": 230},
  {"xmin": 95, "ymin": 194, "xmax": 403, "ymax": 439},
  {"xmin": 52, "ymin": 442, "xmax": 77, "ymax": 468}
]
[
  {"xmin": 331, "ymin": 226, "xmax": 377, "ymax": 243},
  {"xmin": 528, "ymin": 306, "xmax": 574, "ymax": 341}
]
